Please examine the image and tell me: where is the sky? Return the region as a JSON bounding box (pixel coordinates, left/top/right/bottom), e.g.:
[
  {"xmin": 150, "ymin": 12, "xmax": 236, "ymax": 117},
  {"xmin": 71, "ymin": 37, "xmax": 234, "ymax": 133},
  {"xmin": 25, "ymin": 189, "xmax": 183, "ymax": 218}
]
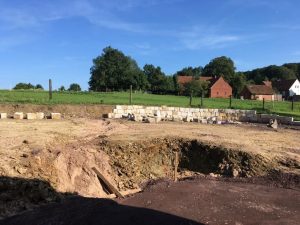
[{"xmin": 0, "ymin": 0, "xmax": 300, "ymax": 90}]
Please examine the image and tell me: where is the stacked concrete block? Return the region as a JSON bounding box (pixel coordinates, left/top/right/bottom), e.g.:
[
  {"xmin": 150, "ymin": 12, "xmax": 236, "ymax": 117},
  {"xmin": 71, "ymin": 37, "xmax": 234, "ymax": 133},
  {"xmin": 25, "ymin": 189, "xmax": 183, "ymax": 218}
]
[
  {"xmin": 14, "ymin": 112, "xmax": 24, "ymax": 120},
  {"xmin": 26, "ymin": 113, "xmax": 37, "ymax": 120},
  {"xmin": 0, "ymin": 113, "xmax": 7, "ymax": 119},
  {"xmin": 36, "ymin": 112, "xmax": 45, "ymax": 120},
  {"xmin": 51, "ymin": 113, "xmax": 61, "ymax": 120},
  {"xmin": 106, "ymin": 105, "xmax": 295, "ymax": 126}
]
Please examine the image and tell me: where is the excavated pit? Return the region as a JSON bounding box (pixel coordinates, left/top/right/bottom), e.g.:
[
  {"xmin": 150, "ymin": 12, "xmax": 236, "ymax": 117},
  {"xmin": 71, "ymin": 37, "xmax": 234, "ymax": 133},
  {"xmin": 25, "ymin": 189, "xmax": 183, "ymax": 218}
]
[
  {"xmin": 0, "ymin": 136, "xmax": 295, "ymax": 219},
  {"xmin": 99, "ymin": 137, "xmax": 278, "ymax": 190}
]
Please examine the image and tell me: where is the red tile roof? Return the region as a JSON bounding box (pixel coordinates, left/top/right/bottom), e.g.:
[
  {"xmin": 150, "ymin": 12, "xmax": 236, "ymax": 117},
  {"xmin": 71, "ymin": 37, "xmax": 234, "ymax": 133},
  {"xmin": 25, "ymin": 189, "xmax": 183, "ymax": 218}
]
[{"xmin": 177, "ymin": 76, "xmax": 194, "ymax": 85}]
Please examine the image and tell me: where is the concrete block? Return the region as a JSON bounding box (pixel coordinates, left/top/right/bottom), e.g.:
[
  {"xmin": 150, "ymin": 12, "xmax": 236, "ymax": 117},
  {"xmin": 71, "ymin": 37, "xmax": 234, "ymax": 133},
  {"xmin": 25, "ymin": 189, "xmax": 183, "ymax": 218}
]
[
  {"xmin": 116, "ymin": 105, "xmax": 123, "ymax": 110},
  {"xmin": 14, "ymin": 112, "xmax": 24, "ymax": 120},
  {"xmin": 36, "ymin": 112, "xmax": 45, "ymax": 120},
  {"xmin": 26, "ymin": 113, "xmax": 37, "ymax": 120},
  {"xmin": 0, "ymin": 113, "xmax": 7, "ymax": 119},
  {"xmin": 201, "ymin": 119, "xmax": 208, "ymax": 124},
  {"xmin": 51, "ymin": 113, "xmax": 61, "ymax": 120}
]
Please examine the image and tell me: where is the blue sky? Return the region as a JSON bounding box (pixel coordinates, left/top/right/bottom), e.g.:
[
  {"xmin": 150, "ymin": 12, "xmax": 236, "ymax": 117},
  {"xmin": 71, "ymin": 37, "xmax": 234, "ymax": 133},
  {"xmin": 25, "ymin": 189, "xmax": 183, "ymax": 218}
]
[{"xmin": 0, "ymin": 0, "xmax": 300, "ymax": 90}]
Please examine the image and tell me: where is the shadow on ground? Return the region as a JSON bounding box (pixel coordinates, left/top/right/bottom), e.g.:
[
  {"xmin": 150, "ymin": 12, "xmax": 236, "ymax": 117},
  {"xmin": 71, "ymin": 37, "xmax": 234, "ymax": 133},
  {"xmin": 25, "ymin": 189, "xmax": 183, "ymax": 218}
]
[{"xmin": 0, "ymin": 176, "xmax": 202, "ymax": 225}]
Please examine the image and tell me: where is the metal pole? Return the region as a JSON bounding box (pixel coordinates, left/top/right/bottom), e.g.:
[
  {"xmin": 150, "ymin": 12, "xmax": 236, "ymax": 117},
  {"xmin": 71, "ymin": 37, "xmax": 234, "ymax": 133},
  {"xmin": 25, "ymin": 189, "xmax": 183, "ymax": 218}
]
[
  {"xmin": 292, "ymin": 96, "xmax": 294, "ymax": 111},
  {"xmin": 129, "ymin": 85, "xmax": 132, "ymax": 105},
  {"xmin": 263, "ymin": 98, "xmax": 265, "ymax": 110},
  {"xmin": 49, "ymin": 79, "xmax": 52, "ymax": 100},
  {"xmin": 229, "ymin": 95, "xmax": 232, "ymax": 108},
  {"xmin": 189, "ymin": 92, "xmax": 192, "ymax": 107}
]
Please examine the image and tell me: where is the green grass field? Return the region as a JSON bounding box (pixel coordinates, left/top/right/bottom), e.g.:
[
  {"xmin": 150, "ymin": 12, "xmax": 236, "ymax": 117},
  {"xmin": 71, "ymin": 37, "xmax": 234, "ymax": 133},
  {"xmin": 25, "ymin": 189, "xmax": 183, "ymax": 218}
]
[{"xmin": 0, "ymin": 90, "xmax": 300, "ymax": 120}]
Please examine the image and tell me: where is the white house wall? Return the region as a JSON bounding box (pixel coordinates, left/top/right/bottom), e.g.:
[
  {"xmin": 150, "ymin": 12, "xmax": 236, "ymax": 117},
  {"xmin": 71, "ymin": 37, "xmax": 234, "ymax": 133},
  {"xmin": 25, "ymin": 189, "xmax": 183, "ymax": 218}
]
[{"xmin": 289, "ymin": 79, "xmax": 300, "ymax": 96}]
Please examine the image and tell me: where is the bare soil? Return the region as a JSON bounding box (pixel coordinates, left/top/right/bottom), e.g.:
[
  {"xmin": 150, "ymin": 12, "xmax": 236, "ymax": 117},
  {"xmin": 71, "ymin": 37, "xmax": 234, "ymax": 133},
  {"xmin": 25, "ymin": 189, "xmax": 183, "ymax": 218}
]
[
  {"xmin": 0, "ymin": 175, "xmax": 299, "ymax": 225},
  {"xmin": 0, "ymin": 118, "xmax": 299, "ymax": 223}
]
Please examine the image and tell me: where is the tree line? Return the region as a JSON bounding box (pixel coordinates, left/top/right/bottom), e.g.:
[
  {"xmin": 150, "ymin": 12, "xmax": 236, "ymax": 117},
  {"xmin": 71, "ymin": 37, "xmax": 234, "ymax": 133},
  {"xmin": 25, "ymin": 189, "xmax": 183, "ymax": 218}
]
[
  {"xmin": 13, "ymin": 83, "xmax": 82, "ymax": 92},
  {"xmin": 89, "ymin": 46, "xmax": 247, "ymax": 97},
  {"xmin": 13, "ymin": 46, "xmax": 300, "ymax": 97}
]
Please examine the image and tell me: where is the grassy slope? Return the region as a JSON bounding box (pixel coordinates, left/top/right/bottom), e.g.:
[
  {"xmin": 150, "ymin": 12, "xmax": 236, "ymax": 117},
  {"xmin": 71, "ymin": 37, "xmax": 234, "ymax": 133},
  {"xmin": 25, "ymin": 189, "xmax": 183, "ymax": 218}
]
[{"xmin": 0, "ymin": 90, "xmax": 299, "ymax": 120}]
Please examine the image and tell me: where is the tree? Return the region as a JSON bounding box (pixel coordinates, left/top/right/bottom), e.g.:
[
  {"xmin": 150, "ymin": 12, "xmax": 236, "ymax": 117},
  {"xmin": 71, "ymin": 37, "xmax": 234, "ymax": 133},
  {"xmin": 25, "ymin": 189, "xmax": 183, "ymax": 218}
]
[
  {"xmin": 89, "ymin": 46, "xmax": 147, "ymax": 91},
  {"xmin": 13, "ymin": 83, "xmax": 34, "ymax": 90},
  {"xmin": 231, "ymin": 72, "xmax": 247, "ymax": 97},
  {"xmin": 68, "ymin": 83, "xmax": 81, "ymax": 92},
  {"xmin": 202, "ymin": 56, "xmax": 235, "ymax": 82},
  {"xmin": 35, "ymin": 84, "xmax": 44, "ymax": 90},
  {"xmin": 184, "ymin": 80, "xmax": 209, "ymax": 96},
  {"xmin": 244, "ymin": 65, "xmax": 297, "ymax": 84},
  {"xmin": 143, "ymin": 64, "xmax": 167, "ymax": 93},
  {"xmin": 58, "ymin": 86, "xmax": 65, "ymax": 91},
  {"xmin": 175, "ymin": 66, "xmax": 203, "ymax": 78}
]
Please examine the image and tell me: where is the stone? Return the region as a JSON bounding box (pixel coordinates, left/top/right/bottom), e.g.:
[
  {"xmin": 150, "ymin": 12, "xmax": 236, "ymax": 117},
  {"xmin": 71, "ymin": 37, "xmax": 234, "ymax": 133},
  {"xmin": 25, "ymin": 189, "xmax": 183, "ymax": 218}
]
[
  {"xmin": 36, "ymin": 112, "xmax": 45, "ymax": 120},
  {"xmin": 0, "ymin": 113, "xmax": 7, "ymax": 119},
  {"xmin": 232, "ymin": 169, "xmax": 239, "ymax": 177},
  {"xmin": 14, "ymin": 112, "xmax": 24, "ymax": 120},
  {"xmin": 145, "ymin": 117, "xmax": 155, "ymax": 123},
  {"xmin": 268, "ymin": 119, "xmax": 278, "ymax": 129},
  {"xmin": 26, "ymin": 113, "xmax": 37, "ymax": 120},
  {"xmin": 51, "ymin": 113, "xmax": 61, "ymax": 120}
]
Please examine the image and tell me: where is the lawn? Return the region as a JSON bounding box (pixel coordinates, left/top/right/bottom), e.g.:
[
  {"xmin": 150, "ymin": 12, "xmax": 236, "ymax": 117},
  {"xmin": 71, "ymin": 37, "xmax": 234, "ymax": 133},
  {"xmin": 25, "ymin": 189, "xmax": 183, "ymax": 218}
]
[{"xmin": 0, "ymin": 90, "xmax": 299, "ymax": 120}]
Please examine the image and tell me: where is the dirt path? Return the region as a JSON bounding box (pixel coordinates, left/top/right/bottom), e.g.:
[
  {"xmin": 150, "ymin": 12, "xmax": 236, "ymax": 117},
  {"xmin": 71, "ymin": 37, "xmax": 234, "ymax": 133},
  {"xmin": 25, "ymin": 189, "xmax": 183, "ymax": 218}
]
[{"xmin": 1, "ymin": 177, "xmax": 299, "ymax": 225}]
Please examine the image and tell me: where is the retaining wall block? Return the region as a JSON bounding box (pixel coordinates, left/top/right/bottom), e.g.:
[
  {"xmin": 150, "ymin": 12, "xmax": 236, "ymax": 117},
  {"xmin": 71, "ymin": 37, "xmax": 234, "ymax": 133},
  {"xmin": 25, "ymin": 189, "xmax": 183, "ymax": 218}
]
[
  {"xmin": 26, "ymin": 113, "xmax": 37, "ymax": 120},
  {"xmin": 36, "ymin": 112, "xmax": 45, "ymax": 120},
  {"xmin": 51, "ymin": 113, "xmax": 61, "ymax": 120},
  {"xmin": 0, "ymin": 113, "xmax": 7, "ymax": 119},
  {"xmin": 14, "ymin": 112, "xmax": 24, "ymax": 120}
]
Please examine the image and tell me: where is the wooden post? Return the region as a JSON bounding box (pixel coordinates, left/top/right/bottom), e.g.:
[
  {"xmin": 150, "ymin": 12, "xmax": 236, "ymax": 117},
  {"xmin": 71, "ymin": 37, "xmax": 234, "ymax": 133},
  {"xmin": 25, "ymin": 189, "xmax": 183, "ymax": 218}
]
[
  {"xmin": 189, "ymin": 93, "xmax": 192, "ymax": 107},
  {"xmin": 292, "ymin": 96, "xmax": 294, "ymax": 111},
  {"xmin": 229, "ymin": 95, "xmax": 232, "ymax": 108},
  {"xmin": 129, "ymin": 85, "xmax": 132, "ymax": 105},
  {"xmin": 49, "ymin": 79, "xmax": 52, "ymax": 100},
  {"xmin": 263, "ymin": 98, "xmax": 265, "ymax": 110},
  {"xmin": 92, "ymin": 167, "xmax": 124, "ymax": 198},
  {"xmin": 174, "ymin": 151, "xmax": 178, "ymax": 182},
  {"xmin": 200, "ymin": 92, "xmax": 203, "ymax": 108}
]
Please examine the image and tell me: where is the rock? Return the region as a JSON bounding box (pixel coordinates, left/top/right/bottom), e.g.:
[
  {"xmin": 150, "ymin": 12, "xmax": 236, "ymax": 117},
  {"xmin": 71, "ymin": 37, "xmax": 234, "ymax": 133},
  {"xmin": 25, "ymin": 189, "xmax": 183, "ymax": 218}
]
[
  {"xmin": 232, "ymin": 169, "xmax": 239, "ymax": 177},
  {"xmin": 51, "ymin": 113, "xmax": 61, "ymax": 120},
  {"xmin": 0, "ymin": 113, "xmax": 7, "ymax": 119},
  {"xmin": 145, "ymin": 117, "xmax": 155, "ymax": 123},
  {"xmin": 26, "ymin": 113, "xmax": 37, "ymax": 120},
  {"xmin": 14, "ymin": 112, "xmax": 24, "ymax": 120},
  {"xmin": 270, "ymin": 119, "xmax": 278, "ymax": 129},
  {"xmin": 209, "ymin": 173, "xmax": 219, "ymax": 178},
  {"xmin": 15, "ymin": 166, "xmax": 27, "ymax": 174}
]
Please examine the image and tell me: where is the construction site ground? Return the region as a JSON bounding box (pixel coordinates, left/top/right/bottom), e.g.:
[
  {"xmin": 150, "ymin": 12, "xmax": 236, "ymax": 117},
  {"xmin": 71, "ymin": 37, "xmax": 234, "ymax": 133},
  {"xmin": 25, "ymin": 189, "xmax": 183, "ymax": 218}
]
[{"xmin": 0, "ymin": 118, "xmax": 299, "ymax": 224}]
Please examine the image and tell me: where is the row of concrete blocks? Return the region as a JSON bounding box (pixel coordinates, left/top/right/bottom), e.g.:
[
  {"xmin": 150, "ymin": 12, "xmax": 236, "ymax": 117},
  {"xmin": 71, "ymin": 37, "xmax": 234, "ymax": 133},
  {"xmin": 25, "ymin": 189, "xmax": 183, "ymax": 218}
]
[
  {"xmin": 241, "ymin": 114, "xmax": 294, "ymax": 125},
  {"xmin": 114, "ymin": 105, "xmax": 256, "ymax": 115},
  {"xmin": 109, "ymin": 112, "xmax": 242, "ymax": 122},
  {"xmin": 0, "ymin": 112, "xmax": 61, "ymax": 120}
]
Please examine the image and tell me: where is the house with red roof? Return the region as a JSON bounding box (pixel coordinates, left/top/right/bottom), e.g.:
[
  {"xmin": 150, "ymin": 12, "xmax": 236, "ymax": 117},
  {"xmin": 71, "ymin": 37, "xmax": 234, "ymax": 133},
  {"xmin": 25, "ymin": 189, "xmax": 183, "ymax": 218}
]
[{"xmin": 177, "ymin": 76, "xmax": 232, "ymax": 98}]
